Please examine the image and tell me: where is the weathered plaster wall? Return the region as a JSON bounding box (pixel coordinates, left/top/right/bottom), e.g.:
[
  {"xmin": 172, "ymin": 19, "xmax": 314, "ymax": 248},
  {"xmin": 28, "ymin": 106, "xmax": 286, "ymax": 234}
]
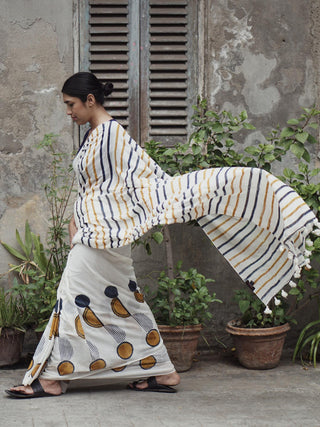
[
  {"xmin": 0, "ymin": 0, "xmax": 75, "ymax": 287},
  {"xmin": 201, "ymin": 0, "xmax": 320, "ymax": 165}
]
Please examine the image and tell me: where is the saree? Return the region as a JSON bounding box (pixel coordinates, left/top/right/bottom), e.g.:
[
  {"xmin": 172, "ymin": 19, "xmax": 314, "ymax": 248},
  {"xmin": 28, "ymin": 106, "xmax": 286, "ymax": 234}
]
[{"xmin": 23, "ymin": 119, "xmax": 317, "ymax": 385}]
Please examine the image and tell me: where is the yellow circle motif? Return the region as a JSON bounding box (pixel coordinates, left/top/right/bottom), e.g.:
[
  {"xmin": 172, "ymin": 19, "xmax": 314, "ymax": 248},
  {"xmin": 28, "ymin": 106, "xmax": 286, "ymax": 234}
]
[
  {"xmin": 27, "ymin": 359, "xmax": 34, "ymax": 371},
  {"xmin": 90, "ymin": 359, "xmax": 106, "ymax": 371},
  {"xmin": 31, "ymin": 363, "xmax": 41, "ymax": 378},
  {"xmin": 75, "ymin": 315, "xmax": 85, "ymax": 339},
  {"xmin": 134, "ymin": 291, "xmax": 144, "ymax": 303},
  {"xmin": 83, "ymin": 307, "xmax": 103, "ymax": 328},
  {"xmin": 111, "ymin": 298, "xmax": 130, "ymax": 318},
  {"xmin": 112, "ymin": 365, "xmax": 126, "ymax": 372},
  {"xmin": 58, "ymin": 361, "xmax": 75, "ymax": 376},
  {"xmin": 117, "ymin": 342, "xmax": 133, "ymax": 359},
  {"xmin": 140, "ymin": 355, "xmax": 156, "ymax": 370},
  {"xmin": 146, "ymin": 329, "xmax": 160, "ymax": 347}
]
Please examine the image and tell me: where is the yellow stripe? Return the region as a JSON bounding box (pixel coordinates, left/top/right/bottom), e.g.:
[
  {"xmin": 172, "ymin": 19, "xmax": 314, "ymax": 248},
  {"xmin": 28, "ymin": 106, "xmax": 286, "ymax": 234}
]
[
  {"xmin": 170, "ymin": 181, "xmax": 177, "ymax": 221},
  {"xmin": 255, "ymin": 251, "xmax": 286, "ymax": 289},
  {"xmin": 207, "ymin": 216, "xmax": 232, "ymax": 235},
  {"xmin": 138, "ymin": 151, "xmax": 147, "ymax": 179},
  {"xmin": 210, "ymin": 217, "xmax": 243, "ymax": 243},
  {"xmin": 224, "ymin": 169, "xmax": 236, "ymax": 215},
  {"xmin": 267, "ymin": 192, "xmax": 275, "ymax": 230},
  {"xmin": 231, "ymin": 229, "xmax": 267, "ymax": 266},
  {"xmin": 114, "ymin": 124, "xmax": 121, "ymax": 190},
  {"xmin": 284, "ymin": 202, "xmax": 306, "ymax": 221},
  {"xmin": 232, "ymin": 168, "xmax": 245, "ymax": 217},
  {"xmin": 258, "ymin": 181, "xmax": 269, "ymax": 227},
  {"xmin": 281, "ymin": 195, "xmax": 301, "ymax": 212},
  {"xmin": 256, "ymin": 257, "xmax": 290, "ymax": 293}
]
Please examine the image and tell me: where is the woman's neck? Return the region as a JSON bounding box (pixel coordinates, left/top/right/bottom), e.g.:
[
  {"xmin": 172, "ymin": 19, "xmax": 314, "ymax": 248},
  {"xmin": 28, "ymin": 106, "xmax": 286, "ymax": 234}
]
[{"xmin": 89, "ymin": 106, "xmax": 113, "ymax": 130}]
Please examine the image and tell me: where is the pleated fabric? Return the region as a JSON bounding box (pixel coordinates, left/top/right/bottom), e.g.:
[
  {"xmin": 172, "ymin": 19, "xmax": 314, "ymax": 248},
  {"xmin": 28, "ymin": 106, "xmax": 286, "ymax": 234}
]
[
  {"xmin": 72, "ymin": 120, "xmax": 317, "ymax": 305},
  {"xmin": 22, "ymin": 244, "xmax": 175, "ymax": 386}
]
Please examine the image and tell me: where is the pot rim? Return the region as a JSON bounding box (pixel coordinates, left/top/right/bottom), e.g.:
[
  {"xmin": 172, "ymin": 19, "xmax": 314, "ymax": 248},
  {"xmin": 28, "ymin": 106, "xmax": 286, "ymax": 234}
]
[
  {"xmin": 158, "ymin": 324, "xmax": 203, "ymax": 332},
  {"xmin": 226, "ymin": 320, "xmax": 290, "ymax": 336}
]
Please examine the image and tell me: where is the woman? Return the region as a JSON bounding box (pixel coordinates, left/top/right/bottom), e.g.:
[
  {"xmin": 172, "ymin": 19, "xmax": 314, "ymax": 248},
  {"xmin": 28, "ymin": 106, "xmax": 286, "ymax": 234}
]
[{"xmin": 6, "ymin": 72, "xmax": 317, "ymax": 398}]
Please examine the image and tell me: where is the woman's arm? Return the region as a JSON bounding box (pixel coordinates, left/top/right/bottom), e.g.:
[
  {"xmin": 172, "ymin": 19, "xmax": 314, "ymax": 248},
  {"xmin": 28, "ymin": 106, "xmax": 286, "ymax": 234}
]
[{"xmin": 68, "ymin": 214, "xmax": 78, "ymax": 249}]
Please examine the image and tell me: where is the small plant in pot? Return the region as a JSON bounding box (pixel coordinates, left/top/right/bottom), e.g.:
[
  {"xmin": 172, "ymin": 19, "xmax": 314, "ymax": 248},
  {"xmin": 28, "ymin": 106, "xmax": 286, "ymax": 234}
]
[
  {"xmin": 148, "ymin": 261, "xmax": 222, "ymax": 372},
  {"xmin": 0, "ymin": 288, "xmax": 30, "ymax": 367},
  {"xmin": 226, "ymin": 288, "xmax": 293, "ymax": 370}
]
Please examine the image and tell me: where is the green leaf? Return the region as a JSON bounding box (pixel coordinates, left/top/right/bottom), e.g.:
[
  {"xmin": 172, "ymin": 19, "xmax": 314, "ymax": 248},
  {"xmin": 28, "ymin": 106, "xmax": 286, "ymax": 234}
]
[
  {"xmin": 0, "ymin": 242, "xmax": 27, "ymax": 261},
  {"xmin": 239, "ymin": 300, "xmax": 250, "ymax": 314},
  {"xmin": 296, "ymin": 132, "xmax": 309, "ymax": 144},
  {"xmin": 152, "ymin": 231, "xmax": 164, "ymax": 245},
  {"xmin": 287, "ymin": 119, "xmax": 300, "ymax": 125},
  {"xmin": 280, "ymin": 127, "xmax": 295, "ymax": 138},
  {"xmin": 290, "ymin": 143, "xmax": 305, "ymax": 158}
]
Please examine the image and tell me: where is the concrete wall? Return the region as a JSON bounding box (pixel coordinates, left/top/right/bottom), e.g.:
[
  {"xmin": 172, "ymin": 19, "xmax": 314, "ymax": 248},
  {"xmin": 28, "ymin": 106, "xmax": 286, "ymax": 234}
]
[{"xmin": 0, "ymin": 0, "xmax": 319, "ymax": 348}]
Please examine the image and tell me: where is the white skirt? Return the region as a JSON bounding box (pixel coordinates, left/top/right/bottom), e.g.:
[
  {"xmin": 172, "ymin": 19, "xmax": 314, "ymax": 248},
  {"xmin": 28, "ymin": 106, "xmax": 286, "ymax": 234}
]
[{"xmin": 22, "ymin": 244, "xmax": 175, "ymax": 387}]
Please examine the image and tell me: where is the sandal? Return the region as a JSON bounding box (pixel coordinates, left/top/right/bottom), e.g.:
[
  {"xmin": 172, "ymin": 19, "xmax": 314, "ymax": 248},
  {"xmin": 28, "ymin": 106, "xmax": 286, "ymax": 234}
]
[
  {"xmin": 5, "ymin": 378, "xmax": 61, "ymax": 399},
  {"xmin": 127, "ymin": 376, "xmax": 177, "ymax": 393}
]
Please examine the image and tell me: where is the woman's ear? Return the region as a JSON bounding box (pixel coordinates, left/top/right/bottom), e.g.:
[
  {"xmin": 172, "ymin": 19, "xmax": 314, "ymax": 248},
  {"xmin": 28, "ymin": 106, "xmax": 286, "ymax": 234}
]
[{"xmin": 86, "ymin": 94, "xmax": 95, "ymax": 106}]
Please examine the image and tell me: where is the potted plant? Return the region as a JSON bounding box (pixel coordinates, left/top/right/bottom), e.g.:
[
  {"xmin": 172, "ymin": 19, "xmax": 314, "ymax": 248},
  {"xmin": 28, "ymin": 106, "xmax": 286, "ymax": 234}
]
[
  {"xmin": 1, "ymin": 134, "xmax": 74, "ymax": 336},
  {"xmin": 226, "ymin": 288, "xmax": 293, "ymax": 369},
  {"xmin": 147, "ymin": 261, "xmax": 222, "ymax": 372},
  {"xmin": 1, "ymin": 221, "xmax": 60, "ymax": 335},
  {"xmin": 0, "ymin": 288, "xmax": 30, "ymax": 366}
]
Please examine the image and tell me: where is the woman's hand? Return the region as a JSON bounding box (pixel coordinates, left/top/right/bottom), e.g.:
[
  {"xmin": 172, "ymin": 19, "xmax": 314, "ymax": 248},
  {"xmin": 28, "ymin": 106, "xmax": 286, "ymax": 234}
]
[{"xmin": 68, "ymin": 215, "xmax": 78, "ymax": 249}]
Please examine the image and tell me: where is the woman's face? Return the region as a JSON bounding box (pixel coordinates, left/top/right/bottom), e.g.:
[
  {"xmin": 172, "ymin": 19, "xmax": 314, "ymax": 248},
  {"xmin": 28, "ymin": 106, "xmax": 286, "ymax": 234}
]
[{"xmin": 63, "ymin": 94, "xmax": 91, "ymax": 125}]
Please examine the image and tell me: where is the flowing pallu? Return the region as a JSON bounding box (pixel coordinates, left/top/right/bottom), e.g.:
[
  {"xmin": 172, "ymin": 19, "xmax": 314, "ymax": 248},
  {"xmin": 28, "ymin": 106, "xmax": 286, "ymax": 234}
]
[{"xmin": 72, "ymin": 120, "xmax": 317, "ymax": 305}]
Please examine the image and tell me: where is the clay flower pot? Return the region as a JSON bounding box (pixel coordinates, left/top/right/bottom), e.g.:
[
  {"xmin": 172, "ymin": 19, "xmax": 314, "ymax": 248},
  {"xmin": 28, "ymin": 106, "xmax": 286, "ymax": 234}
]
[
  {"xmin": 0, "ymin": 329, "xmax": 25, "ymax": 367},
  {"xmin": 158, "ymin": 324, "xmax": 202, "ymax": 372},
  {"xmin": 226, "ymin": 320, "xmax": 290, "ymax": 370}
]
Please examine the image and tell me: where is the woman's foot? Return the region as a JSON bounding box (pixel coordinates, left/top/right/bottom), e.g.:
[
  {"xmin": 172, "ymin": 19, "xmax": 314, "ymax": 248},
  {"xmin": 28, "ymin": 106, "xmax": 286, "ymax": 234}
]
[
  {"xmin": 128, "ymin": 371, "xmax": 180, "ymax": 391},
  {"xmin": 8, "ymin": 379, "xmax": 62, "ymax": 396}
]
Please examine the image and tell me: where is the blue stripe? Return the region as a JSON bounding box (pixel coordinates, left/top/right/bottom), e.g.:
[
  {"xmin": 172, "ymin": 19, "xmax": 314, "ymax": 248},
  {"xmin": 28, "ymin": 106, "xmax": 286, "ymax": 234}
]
[
  {"xmin": 98, "ymin": 196, "xmax": 114, "ymax": 248},
  {"xmin": 219, "ymin": 222, "xmax": 253, "ymax": 254},
  {"xmin": 106, "ymin": 123, "xmax": 113, "ymax": 192},
  {"xmin": 284, "ymin": 215, "xmax": 315, "ymax": 243},
  {"xmin": 200, "ymin": 214, "xmax": 223, "ymax": 229},
  {"xmin": 261, "ymin": 263, "xmax": 293, "ymax": 301},
  {"xmin": 104, "ymin": 194, "xmax": 121, "ymax": 246},
  {"xmin": 136, "ymin": 203, "xmax": 147, "ymax": 221},
  {"xmin": 240, "ymin": 168, "xmax": 253, "ymax": 218},
  {"xmin": 99, "ymin": 124, "xmax": 106, "ymax": 182},
  {"xmin": 248, "ymin": 169, "xmax": 262, "ymax": 222},
  {"xmin": 132, "ymin": 208, "xmax": 142, "ymax": 224},
  {"xmin": 240, "ymin": 240, "xmax": 279, "ymax": 277}
]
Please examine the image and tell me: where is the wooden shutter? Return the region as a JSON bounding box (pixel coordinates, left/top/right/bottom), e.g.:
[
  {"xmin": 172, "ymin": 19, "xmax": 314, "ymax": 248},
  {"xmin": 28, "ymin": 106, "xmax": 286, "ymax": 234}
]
[
  {"xmin": 87, "ymin": 0, "xmax": 197, "ymax": 145},
  {"xmin": 89, "ymin": 0, "xmax": 130, "ymax": 127},
  {"xmin": 141, "ymin": 0, "xmax": 190, "ymax": 146}
]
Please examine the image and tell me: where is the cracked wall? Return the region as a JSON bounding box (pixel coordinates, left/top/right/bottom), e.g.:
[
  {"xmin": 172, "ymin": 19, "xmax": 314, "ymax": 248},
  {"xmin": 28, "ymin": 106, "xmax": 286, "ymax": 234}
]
[{"xmin": 0, "ymin": 0, "xmax": 74, "ymax": 286}]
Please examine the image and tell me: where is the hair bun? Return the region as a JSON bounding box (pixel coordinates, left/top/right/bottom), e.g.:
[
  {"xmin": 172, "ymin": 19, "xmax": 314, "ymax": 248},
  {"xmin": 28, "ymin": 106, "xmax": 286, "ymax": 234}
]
[{"xmin": 103, "ymin": 81, "xmax": 114, "ymax": 97}]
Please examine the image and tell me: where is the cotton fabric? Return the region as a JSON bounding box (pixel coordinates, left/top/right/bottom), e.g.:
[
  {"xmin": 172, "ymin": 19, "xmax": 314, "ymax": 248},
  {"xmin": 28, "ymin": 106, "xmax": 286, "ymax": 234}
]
[
  {"xmin": 72, "ymin": 120, "xmax": 316, "ymax": 304},
  {"xmin": 23, "ymin": 244, "xmax": 174, "ymax": 385}
]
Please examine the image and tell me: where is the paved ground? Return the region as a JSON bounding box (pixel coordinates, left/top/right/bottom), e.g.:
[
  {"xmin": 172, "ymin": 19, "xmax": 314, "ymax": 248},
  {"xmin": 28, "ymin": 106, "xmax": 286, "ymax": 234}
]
[{"xmin": 1, "ymin": 351, "xmax": 320, "ymax": 427}]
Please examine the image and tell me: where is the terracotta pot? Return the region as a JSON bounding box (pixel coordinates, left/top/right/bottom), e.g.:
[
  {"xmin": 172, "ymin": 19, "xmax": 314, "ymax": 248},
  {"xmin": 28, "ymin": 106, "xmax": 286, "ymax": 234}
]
[
  {"xmin": 158, "ymin": 324, "xmax": 202, "ymax": 372},
  {"xmin": 0, "ymin": 329, "xmax": 25, "ymax": 367},
  {"xmin": 226, "ymin": 320, "xmax": 290, "ymax": 370}
]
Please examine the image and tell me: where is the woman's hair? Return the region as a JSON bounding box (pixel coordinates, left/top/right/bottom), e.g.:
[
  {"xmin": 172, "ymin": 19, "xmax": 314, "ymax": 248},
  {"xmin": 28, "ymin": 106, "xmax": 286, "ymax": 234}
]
[{"xmin": 62, "ymin": 72, "xmax": 113, "ymax": 104}]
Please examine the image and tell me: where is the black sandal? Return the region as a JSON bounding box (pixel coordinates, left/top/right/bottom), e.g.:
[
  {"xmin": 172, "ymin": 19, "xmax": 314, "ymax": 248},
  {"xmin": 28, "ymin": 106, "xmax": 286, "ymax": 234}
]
[
  {"xmin": 127, "ymin": 376, "xmax": 177, "ymax": 393},
  {"xmin": 5, "ymin": 378, "xmax": 61, "ymax": 399}
]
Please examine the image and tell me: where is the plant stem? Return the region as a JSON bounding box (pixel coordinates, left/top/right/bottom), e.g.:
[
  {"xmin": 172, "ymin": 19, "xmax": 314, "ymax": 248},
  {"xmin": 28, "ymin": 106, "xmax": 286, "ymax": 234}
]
[{"xmin": 163, "ymin": 225, "xmax": 175, "ymax": 321}]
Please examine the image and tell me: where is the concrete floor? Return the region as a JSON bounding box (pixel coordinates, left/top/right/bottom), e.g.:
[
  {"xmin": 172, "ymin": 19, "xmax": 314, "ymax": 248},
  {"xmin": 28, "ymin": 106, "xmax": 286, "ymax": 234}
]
[{"xmin": 1, "ymin": 351, "xmax": 320, "ymax": 427}]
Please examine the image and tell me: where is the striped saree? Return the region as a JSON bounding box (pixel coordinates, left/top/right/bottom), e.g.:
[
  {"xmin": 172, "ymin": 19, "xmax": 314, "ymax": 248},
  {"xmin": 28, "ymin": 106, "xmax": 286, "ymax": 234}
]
[{"xmin": 72, "ymin": 119, "xmax": 317, "ymax": 305}]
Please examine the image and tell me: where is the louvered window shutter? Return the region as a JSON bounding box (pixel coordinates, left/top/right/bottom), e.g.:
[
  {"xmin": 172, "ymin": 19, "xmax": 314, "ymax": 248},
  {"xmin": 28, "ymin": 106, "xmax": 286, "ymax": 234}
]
[{"xmin": 87, "ymin": 0, "xmax": 197, "ymax": 146}]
